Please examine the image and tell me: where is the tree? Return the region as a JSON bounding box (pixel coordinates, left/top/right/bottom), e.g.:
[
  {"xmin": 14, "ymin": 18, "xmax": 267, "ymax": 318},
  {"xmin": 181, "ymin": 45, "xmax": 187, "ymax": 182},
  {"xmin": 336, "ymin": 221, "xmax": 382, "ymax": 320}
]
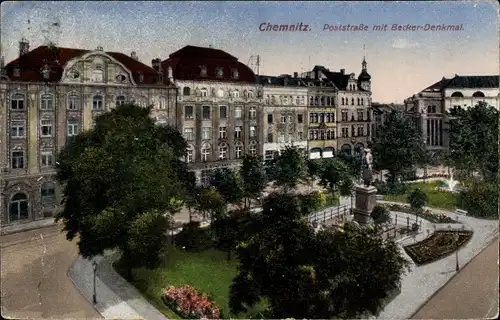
[
  {"xmin": 56, "ymin": 104, "xmax": 188, "ymax": 279},
  {"xmin": 210, "ymin": 168, "xmax": 244, "ymax": 209},
  {"xmin": 317, "ymin": 158, "xmax": 355, "ymax": 198},
  {"xmin": 195, "ymin": 186, "xmax": 225, "ymax": 222},
  {"xmin": 458, "ymin": 178, "xmax": 498, "ymax": 218},
  {"xmin": 447, "ymin": 101, "xmax": 499, "ymax": 182},
  {"xmin": 269, "ymin": 146, "xmax": 309, "ymax": 191},
  {"xmin": 407, "ymin": 188, "xmax": 428, "ymax": 223},
  {"xmin": 372, "ymin": 110, "xmax": 426, "ymax": 185},
  {"xmin": 239, "ymin": 155, "xmax": 267, "ymax": 210},
  {"xmin": 229, "ymin": 192, "xmax": 409, "ymax": 318}
]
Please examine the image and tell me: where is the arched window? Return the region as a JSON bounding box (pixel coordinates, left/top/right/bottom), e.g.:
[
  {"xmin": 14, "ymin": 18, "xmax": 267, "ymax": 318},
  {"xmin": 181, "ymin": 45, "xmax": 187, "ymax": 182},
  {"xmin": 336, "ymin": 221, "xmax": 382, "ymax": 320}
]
[
  {"xmin": 93, "ymin": 95, "xmax": 104, "ymax": 110},
  {"xmin": 361, "ymin": 98, "xmax": 364, "ymax": 105},
  {"xmin": 249, "ymin": 140, "xmax": 257, "ymax": 156},
  {"xmin": 341, "ymin": 144, "xmax": 352, "ymax": 155},
  {"xmin": 186, "ymin": 145, "xmax": 195, "ymax": 163},
  {"xmin": 11, "ymin": 93, "xmax": 25, "ymax": 110},
  {"xmin": 200, "ymin": 88, "xmax": 208, "ymax": 97},
  {"xmin": 232, "ymin": 90, "xmax": 240, "ymax": 98},
  {"xmin": 40, "ymin": 93, "xmax": 54, "ymax": 110},
  {"xmin": 351, "ymin": 98, "xmax": 355, "ymax": 105},
  {"xmin": 217, "ymin": 89, "xmax": 224, "ymax": 98},
  {"xmin": 201, "ymin": 143, "xmax": 211, "ymax": 162},
  {"xmin": 183, "ymin": 87, "xmax": 191, "ymax": 96},
  {"xmin": 9, "ymin": 192, "xmax": 29, "ymax": 222},
  {"xmin": 235, "ymin": 142, "xmax": 244, "ymax": 159},
  {"xmin": 159, "ymin": 96, "xmax": 168, "ymax": 109},
  {"xmin": 472, "ymin": 91, "xmax": 485, "ymax": 98},
  {"xmin": 68, "ymin": 93, "xmax": 80, "ymax": 110},
  {"xmin": 91, "ymin": 68, "xmax": 103, "ymax": 82},
  {"xmin": 115, "ymin": 95, "xmax": 126, "ymax": 107},
  {"xmin": 41, "ymin": 182, "xmax": 56, "ymax": 206},
  {"xmin": 451, "ymin": 91, "xmax": 464, "ymax": 98},
  {"xmin": 218, "ymin": 143, "xmax": 228, "ymax": 160},
  {"xmin": 137, "ymin": 96, "xmax": 148, "ymax": 107},
  {"xmin": 341, "ymin": 97, "xmax": 345, "ymax": 105},
  {"xmin": 247, "ymin": 91, "xmax": 254, "ymax": 98}
]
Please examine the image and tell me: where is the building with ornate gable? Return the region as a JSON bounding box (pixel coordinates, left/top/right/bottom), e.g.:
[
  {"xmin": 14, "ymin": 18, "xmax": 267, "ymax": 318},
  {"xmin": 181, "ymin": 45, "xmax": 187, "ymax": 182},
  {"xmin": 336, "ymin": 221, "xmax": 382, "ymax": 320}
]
[
  {"xmin": 0, "ymin": 39, "xmax": 176, "ymax": 226},
  {"xmin": 405, "ymin": 74, "xmax": 500, "ymax": 153}
]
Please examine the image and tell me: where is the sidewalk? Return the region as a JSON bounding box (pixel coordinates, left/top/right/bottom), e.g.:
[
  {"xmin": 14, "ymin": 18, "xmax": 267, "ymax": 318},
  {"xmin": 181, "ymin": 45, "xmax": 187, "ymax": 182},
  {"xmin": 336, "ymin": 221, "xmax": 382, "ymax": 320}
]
[
  {"xmin": 371, "ymin": 200, "xmax": 499, "ymax": 319},
  {"xmin": 0, "ymin": 218, "xmax": 57, "ymax": 235}
]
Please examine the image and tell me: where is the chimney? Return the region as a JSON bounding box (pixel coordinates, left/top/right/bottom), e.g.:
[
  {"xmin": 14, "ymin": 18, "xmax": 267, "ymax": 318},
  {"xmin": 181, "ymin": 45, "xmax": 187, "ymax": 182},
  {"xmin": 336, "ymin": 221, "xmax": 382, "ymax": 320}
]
[
  {"xmin": 167, "ymin": 66, "xmax": 173, "ymax": 81},
  {"xmin": 293, "ymin": 72, "xmax": 298, "ymax": 78},
  {"xmin": 152, "ymin": 58, "xmax": 162, "ymax": 73},
  {"xmin": 19, "ymin": 38, "xmax": 29, "ymax": 57},
  {"xmin": 340, "ymin": 69, "xmax": 345, "ymax": 75},
  {"xmin": 131, "ymin": 51, "xmax": 138, "ymax": 60}
]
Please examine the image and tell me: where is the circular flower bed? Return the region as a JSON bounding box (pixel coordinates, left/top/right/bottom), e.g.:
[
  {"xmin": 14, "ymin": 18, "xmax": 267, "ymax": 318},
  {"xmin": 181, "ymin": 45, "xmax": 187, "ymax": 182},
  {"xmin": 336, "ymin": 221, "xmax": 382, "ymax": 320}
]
[
  {"xmin": 162, "ymin": 284, "xmax": 221, "ymax": 319},
  {"xmin": 384, "ymin": 204, "xmax": 456, "ymax": 223},
  {"xmin": 404, "ymin": 230, "xmax": 473, "ymax": 265}
]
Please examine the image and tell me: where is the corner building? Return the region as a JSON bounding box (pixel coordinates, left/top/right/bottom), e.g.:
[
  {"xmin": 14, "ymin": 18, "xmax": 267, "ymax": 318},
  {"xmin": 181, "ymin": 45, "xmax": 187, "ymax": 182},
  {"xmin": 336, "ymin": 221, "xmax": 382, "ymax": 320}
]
[
  {"xmin": 0, "ymin": 40, "xmax": 176, "ymax": 227},
  {"xmin": 160, "ymin": 46, "xmax": 263, "ymax": 185}
]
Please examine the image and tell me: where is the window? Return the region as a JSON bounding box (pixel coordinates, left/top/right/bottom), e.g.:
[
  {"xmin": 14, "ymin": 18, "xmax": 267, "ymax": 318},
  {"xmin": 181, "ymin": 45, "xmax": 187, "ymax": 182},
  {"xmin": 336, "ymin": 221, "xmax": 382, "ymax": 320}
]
[
  {"xmin": 93, "ymin": 95, "xmax": 104, "ymax": 110},
  {"xmin": 265, "ymin": 150, "xmax": 274, "ymax": 161},
  {"xmin": 40, "ymin": 94, "xmax": 53, "ymax": 110},
  {"xmin": 357, "ymin": 110, "xmax": 364, "ymax": 121},
  {"xmin": 232, "ymin": 90, "xmax": 240, "ymax": 98},
  {"xmin": 361, "ymin": 98, "xmax": 364, "ymax": 105},
  {"xmin": 217, "ymin": 89, "xmax": 225, "ymax": 98},
  {"xmin": 92, "ymin": 68, "xmax": 103, "ymax": 82},
  {"xmin": 41, "ymin": 151, "xmax": 54, "ymax": 167},
  {"xmin": 116, "ymin": 95, "xmax": 126, "ymax": 106},
  {"xmin": 40, "ymin": 119, "xmax": 53, "ymax": 137},
  {"xmin": 325, "ymin": 113, "xmax": 331, "ymax": 123},
  {"xmin": 202, "ymin": 127, "xmax": 211, "ymax": 140},
  {"xmin": 249, "ymin": 126, "xmax": 256, "ymax": 138},
  {"xmin": 202, "ymin": 106, "xmax": 211, "ymax": 119},
  {"xmin": 183, "ymin": 127, "xmax": 194, "ymax": 141},
  {"xmin": 296, "ymin": 96, "xmax": 301, "ymax": 105},
  {"xmin": 219, "ymin": 126, "xmax": 227, "ymax": 139},
  {"xmin": 68, "ymin": 94, "xmax": 80, "ymax": 110},
  {"xmin": 329, "ymin": 113, "xmax": 335, "ymax": 122},
  {"xmin": 219, "ymin": 105, "xmax": 227, "ymax": 119},
  {"xmin": 201, "ymin": 144, "xmax": 211, "ymax": 162},
  {"xmin": 288, "ymin": 115, "xmax": 292, "ymax": 123},
  {"xmin": 297, "ymin": 114, "xmax": 303, "ymax": 123},
  {"xmin": 235, "ymin": 143, "xmax": 243, "ymax": 159},
  {"xmin": 11, "ymin": 120, "xmax": 25, "ymax": 138},
  {"xmin": 216, "ymin": 68, "xmax": 224, "ymax": 78},
  {"xmin": 341, "ymin": 97, "xmax": 345, "ymax": 105},
  {"xmin": 232, "ymin": 68, "xmax": 239, "ymax": 79},
  {"xmin": 184, "ymin": 106, "xmax": 194, "ymax": 119},
  {"xmin": 234, "ymin": 126, "xmax": 242, "ymax": 139},
  {"xmin": 159, "ymin": 96, "xmax": 168, "ymax": 109},
  {"xmin": 281, "ymin": 114, "xmax": 286, "ymax": 123},
  {"xmin": 351, "ymin": 98, "xmax": 354, "ymax": 105},
  {"xmin": 200, "ymin": 66, "xmax": 207, "ymax": 77},
  {"xmin": 297, "ymin": 131, "xmax": 304, "ymax": 140},
  {"xmin": 9, "ymin": 193, "xmax": 29, "ymax": 222},
  {"xmin": 236, "ymin": 107, "xmax": 244, "ymax": 121},
  {"xmin": 341, "ymin": 110, "xmax": 348, "ymax": 121},
  {"xmin": 249, "ymin": 141, "xmax": 257, "ymax": 156},
  {"xmin": 247, "ymin": 91, "xmax": 254, "ymax": 98},
  {"xmin": 201, "ymin": 88, "xmax": 208, "ymax": 97},
  {"xmin": 183, "ymin": 87, "xmax": 191, "ymax": 96},
  {"xmin": 67, "ymin": 119, "xmax": 79, "ymax": 137},
  {"xmin": 41, "ymin": 182, "xmax": 56, "ymax": 205},
  {"xmin": 186, "ymin": 145, "xmax": 194, "ymax": 163},
  {"xmin": 300, "ymin": 96, "xmax": 305, "ymax": 105},
  {"xmin": 11, "ymin": 93, "xmax": 25, "ymax": 110},
  {"xmin": 219, "ymin": 143, "xmax": 228, "ymax": 160},
  {"xmin": 268, "ymin": 114, "xmax": 273, "ymax": 123},
  {"xmin": 249, "ymin": 107, "xmax": 256, "ymax": 119},
  {"xmin": 11, "ymin": 151, "xmax": 24, "ymax": 169},
  {"xmin": 116, "ymin": 74, "xmax": 126, "ymax": 82},
  {"xmin": 267, "ymin": 133, "xmax": 273, "ymax": 143},
  {"xmin": 283, "ymin": 96, "xmax": 288, "ymax": 105},
  {"xmin": 136, "ymin": 96, "xmax": 147, "ymax": 108}
]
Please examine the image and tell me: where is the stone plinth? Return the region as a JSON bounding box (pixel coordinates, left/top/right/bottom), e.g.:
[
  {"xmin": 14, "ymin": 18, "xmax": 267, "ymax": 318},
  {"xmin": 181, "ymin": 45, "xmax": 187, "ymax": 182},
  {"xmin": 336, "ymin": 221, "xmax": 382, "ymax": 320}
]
[{"xmin": 352, "ymin": 185, "xmax": 378, "ymax": 224}]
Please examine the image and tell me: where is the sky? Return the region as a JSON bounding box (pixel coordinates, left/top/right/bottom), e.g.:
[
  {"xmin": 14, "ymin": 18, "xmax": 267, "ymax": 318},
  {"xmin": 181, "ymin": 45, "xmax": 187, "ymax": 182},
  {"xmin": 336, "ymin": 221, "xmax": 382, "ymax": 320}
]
[{"xmin": 1, "ymin": 0, "xmax": 498, "ymax": 103}]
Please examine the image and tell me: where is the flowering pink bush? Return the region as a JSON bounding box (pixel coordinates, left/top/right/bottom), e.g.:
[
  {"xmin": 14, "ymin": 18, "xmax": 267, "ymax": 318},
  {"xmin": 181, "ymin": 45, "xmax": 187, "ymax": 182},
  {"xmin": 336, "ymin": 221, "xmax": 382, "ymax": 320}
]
[{"xmin": 162, "ymin": 284, "xmax": 221, "ymax": 319}]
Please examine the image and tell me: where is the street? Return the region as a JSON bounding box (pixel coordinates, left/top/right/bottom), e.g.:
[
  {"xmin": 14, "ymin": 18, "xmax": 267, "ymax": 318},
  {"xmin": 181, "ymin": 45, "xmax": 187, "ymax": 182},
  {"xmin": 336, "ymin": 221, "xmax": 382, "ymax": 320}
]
[
  {"xmin": 412, "ymin": 238, "xmax": 499, "ymax": 319},
  {"xmin": 0, "ymin": 224, "xmax": 102, "ymax": 319}
]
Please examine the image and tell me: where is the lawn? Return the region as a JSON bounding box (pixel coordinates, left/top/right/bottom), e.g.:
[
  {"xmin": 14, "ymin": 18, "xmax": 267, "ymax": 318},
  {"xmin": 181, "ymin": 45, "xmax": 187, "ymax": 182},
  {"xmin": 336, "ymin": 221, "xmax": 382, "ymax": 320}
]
[
  {"xmin": 114, "ymin": 245, "xmax": 267, "ymax": 319},
  {"xmin": 383, "ymin": 180, "xmax": 459, "ymax": 210}
]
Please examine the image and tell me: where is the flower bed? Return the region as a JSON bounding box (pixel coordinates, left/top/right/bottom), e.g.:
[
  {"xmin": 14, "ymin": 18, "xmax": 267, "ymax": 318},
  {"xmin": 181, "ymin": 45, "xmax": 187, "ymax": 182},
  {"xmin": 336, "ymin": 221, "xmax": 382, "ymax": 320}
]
[
  {"xmin": 404, "ymin": 230, "xmax": 473, "ymax": 265},
  {"xmin": 383, "ymin": 204, "xmax": 456, "ymax": 223},
  {"xmin": 162, "ymin": 284, "xmax": 221, "ymax": 319}
]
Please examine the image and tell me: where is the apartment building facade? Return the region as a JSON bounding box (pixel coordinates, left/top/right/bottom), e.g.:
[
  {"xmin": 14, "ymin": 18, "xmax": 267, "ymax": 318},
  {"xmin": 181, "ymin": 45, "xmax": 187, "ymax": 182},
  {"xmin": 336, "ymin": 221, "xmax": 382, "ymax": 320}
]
[
  {"xmin": 258, "ymin": 74, "xmax": 308, "ymax": 161},
  {"xmin": 0, "ymin": 40, "xmax": 176, "ymax": 226},
  {"xmin": 161, "ymin": 46, "xmax": 263, "ymax": 185},
  {"xmin": 405, "ymin": 74, "xmax": 499, "ymax": 153}
]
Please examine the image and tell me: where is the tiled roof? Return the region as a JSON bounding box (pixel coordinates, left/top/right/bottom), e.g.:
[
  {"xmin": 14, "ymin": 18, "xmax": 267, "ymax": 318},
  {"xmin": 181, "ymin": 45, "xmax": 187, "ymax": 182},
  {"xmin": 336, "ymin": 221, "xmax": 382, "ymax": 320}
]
[
  {"xmin": 445, "ymin": 75, "xmax": 499, "ymax": 89},
  {"xmin": 312, "ymin": 65, "xmax": 351, "ymax": 90},
  {"xmin": 161, "ymin": 45, "xmax": 257, "ymax": 83},
  {"xmin": 4, "ymin": 45, "xmax": 165, "ymax": 85},
  {"xmin": 256, "ymin": 75, "xmax": 307, "ymax": 86}
]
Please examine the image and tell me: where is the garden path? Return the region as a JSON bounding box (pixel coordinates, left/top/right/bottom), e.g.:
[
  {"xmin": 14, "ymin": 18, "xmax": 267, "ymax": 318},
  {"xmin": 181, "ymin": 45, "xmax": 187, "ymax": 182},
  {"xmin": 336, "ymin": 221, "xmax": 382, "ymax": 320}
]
[{"xmin": 370, "ymin": 200, "xmax": 498, "ymax": 320}]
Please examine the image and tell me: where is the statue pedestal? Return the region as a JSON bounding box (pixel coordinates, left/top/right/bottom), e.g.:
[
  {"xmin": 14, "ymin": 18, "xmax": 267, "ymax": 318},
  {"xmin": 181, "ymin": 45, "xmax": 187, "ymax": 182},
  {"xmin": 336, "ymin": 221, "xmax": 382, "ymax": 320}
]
[{"xmin": 352, "ymin": 185, "xmax": 378, "ymax": 224}]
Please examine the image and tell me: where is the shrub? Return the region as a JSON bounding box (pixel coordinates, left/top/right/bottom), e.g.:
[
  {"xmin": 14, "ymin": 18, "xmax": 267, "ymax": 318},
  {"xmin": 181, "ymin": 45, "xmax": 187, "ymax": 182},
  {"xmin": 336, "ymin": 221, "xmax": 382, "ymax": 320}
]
[
  {"xmin": 163, "ymin": 284, "xmax": 221, "ymax": 319},
  {"xmin": 371, "ymin": 205, "xmax": 391, "ymax": 224},
  {"xmin": 458, "ymin": 180, "xmax": 498, "ymax": 218},
  {"xmin": 373, "ymin": 181, "xmax": 408, "ymax": 195},
  {"xmin": 174, "ymin": 221, "xmax": 213, "ymax": 252}
]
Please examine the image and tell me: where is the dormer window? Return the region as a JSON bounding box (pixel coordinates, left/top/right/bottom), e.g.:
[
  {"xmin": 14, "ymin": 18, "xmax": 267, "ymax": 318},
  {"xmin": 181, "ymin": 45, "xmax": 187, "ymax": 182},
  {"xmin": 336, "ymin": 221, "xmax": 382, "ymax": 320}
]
[
  {"xmin": 138, "ymin": 73, "xmax": 144, "ymax": 83},
  {"xmin": 68, "ymin": 69, "xmax": 80, "ymax": 80},
  {"xmin": 13, "ymin": 67, "xmax": 20, "ymax": 77},
  {"xmin": 116, "ymin": 74, "xmax": 126, "ymax": 82},
  {"xmin": 41, "ymin": 65, "xmax": 51, "ymax": 80},
  {"xmin": 231, "ymin": 68, "xmax": 239, "ymax": 79},
  {"xmin": 216, "ymin": 67, "xmax": 223, "ymax": 78},
  {"xmin": 200, "ymin": 65, "xmax": 207, "ymax": 77},
  {"xmin": 183, "ymin": 87, "xmax": 191, "ymax": 96}
]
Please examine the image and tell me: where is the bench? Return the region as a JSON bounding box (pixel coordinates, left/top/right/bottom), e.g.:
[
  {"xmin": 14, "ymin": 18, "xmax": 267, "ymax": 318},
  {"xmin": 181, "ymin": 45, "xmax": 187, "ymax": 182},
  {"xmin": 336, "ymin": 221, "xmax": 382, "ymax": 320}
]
[{"xmin": 455, "ymin": 209, "xmax": 467, "ymax": 215}]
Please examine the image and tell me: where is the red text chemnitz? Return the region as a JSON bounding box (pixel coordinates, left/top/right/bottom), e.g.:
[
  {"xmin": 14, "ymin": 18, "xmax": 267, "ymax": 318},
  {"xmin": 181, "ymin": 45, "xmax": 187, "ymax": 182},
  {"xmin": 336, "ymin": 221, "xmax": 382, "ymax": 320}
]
[{"xmin": 259, "ymin": 22, "xmax": 311, "ymax": 32}]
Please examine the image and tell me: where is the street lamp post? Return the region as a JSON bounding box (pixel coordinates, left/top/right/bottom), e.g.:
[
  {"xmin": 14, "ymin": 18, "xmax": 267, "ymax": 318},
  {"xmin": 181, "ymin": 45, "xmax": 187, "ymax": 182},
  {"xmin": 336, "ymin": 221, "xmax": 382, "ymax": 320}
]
[
  {"xmin": 92, "ymin": 261, "xmax": 98, "ymax": 304},
  {"xmin": 454, "ymin": 233, "xmax": 460, "ymax": 272}
]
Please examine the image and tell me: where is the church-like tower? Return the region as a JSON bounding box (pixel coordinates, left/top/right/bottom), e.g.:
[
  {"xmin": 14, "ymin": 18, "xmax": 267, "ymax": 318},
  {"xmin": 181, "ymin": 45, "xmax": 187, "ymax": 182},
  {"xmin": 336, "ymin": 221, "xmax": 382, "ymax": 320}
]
[{"xmin": 358, "ymin": 47, "xmax": 371, "ymax": 92}]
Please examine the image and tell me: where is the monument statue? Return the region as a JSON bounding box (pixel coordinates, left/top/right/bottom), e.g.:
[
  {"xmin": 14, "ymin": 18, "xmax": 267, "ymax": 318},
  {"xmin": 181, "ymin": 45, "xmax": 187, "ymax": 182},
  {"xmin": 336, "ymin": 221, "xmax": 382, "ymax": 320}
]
[{"xmin": 361, "ymin": 148, "xmax": 373, "ymax": 187}]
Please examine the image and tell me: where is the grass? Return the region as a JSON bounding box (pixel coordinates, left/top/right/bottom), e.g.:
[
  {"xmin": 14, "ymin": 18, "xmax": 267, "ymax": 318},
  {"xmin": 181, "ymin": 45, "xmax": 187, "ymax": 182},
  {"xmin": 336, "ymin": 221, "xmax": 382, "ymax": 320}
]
[
  {"xmin": 383, "ymin": 180, "xmax": 459, "ymax": 210},
  {"xmin": 114, "ymin": 245, "xmax": 267, "ymax": 319}
]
